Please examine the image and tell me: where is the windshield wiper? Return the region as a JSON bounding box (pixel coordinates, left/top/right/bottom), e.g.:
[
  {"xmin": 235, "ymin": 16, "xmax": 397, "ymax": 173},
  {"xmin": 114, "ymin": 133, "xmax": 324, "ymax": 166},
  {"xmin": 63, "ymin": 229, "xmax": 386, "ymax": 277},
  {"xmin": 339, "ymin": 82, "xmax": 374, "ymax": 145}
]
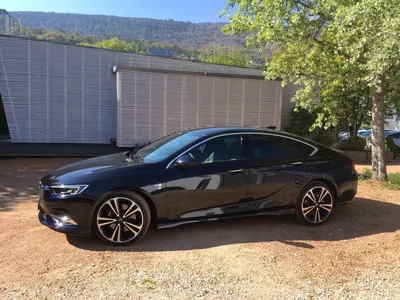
[
  {"xmin": 127, "ymin": 151, "xmax": 143, "ymax": 162},
  {"xmin": 135, "ymin": 154, "xmax": 144, "ymax": 162}
]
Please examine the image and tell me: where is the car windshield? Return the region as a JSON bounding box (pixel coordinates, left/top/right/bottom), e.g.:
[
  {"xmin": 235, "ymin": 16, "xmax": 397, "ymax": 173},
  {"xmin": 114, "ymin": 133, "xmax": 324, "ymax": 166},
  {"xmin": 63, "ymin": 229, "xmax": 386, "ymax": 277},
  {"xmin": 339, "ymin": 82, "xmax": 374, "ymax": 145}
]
[{"xmin": 133, "ymin": 131, "xmax": 204, "ymax": 163}]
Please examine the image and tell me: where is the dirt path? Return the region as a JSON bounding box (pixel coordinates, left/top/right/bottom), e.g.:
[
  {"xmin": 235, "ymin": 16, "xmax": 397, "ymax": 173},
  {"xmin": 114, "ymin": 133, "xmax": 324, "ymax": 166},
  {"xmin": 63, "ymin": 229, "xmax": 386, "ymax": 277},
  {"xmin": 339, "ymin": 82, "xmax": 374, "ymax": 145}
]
[
  {"xmin": 1, "ymin": 158, "xmax": 400, "ymax": 299},
  {"xmin": 356, "ymin": 159, "xmax": 400, "ymax": 174}
]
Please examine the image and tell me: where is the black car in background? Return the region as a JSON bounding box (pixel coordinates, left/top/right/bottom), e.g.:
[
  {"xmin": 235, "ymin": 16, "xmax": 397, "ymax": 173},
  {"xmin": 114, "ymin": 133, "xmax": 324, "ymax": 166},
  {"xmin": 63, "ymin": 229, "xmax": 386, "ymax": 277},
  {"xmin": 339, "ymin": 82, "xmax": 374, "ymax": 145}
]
[{"xmin": 38, "ymin": 127, "xmax": 358, "ymax": 245}]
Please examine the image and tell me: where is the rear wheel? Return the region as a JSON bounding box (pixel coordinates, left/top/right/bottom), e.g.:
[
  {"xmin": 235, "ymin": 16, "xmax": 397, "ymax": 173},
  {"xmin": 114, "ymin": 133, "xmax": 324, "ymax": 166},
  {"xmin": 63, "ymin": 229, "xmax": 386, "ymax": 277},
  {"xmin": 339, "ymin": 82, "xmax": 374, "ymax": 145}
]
[
  {"xmin": 93, "ymin": 191, "xmax": 151, "ymax": 245},
  {"xmin": 296, "ymin": 182, "xmax": 334, "ymax": 226}
]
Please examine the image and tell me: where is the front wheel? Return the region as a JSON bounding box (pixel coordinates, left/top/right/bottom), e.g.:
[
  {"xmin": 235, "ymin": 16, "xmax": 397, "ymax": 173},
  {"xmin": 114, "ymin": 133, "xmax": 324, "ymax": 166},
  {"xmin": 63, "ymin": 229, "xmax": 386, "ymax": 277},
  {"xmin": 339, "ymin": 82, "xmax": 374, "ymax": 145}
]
[
  {"xmin": 93, "ymin": 191, "xmax": 151, "ymax": 245},
  {"xmin": 296, "ymin": 182, "xmax": 335, "ymax": 226}
]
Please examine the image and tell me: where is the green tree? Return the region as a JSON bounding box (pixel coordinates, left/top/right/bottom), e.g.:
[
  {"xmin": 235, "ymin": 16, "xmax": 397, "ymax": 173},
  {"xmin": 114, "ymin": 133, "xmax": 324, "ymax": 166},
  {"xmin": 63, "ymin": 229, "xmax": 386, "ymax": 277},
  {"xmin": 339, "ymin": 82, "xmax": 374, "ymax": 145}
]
[
  {"xmin": 86, "ymin": 37, "xmax": 133, "ymax": 52},
  {"xmin": 200, "ymin": 47, "xmax": 248, "ymax": 67},
  {"xmin": 223, "ymin": 0, "xmax": 400, "ymax": 181}
]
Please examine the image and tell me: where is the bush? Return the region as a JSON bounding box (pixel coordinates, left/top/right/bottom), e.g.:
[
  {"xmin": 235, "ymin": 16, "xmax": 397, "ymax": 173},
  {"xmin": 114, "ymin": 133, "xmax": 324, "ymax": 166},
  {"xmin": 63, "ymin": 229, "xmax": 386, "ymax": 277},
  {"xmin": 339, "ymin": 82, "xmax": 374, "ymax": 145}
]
[
  {"xmin": 334, "ymin": 136, "xmax": 366, "ymax": 151},
  {"xmin": 285, "ymin": 108, "xmax": 317, "ymax": 137},
  {"xmin": 314, "ymin": 130, "xmax": 336, "ymax": 147},
  {"xmin": 386, "ymin": 136, "xmax": 399, "ymax": 158},
  {"xmin": 361, "ymin": 123, "xmax": 372, "ymax": 130}
]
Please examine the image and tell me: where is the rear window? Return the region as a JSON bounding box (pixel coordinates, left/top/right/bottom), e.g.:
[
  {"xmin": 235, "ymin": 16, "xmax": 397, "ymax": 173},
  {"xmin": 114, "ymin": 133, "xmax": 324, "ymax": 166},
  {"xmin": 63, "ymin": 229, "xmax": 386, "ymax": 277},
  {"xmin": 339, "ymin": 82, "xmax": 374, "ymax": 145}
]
[{"xmin": 246, "ymin": 134, "xmax": 315, "ymax": 160}]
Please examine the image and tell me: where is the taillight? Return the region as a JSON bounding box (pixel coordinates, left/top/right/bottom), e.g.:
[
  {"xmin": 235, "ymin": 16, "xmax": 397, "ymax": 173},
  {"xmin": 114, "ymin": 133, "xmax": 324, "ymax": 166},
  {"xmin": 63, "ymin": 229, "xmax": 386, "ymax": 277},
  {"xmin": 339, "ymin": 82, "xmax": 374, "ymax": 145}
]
[{"xmin": 351, "ymin": 159, "xmax": 355, "ymax": 169}]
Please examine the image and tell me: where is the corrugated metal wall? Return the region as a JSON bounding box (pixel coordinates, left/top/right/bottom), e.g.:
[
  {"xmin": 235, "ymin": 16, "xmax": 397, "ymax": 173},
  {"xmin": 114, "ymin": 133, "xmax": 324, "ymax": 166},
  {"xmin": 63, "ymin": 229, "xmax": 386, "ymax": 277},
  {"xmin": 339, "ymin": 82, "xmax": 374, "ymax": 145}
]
[
  {"xmin": 0, "ymin": 36, "xmax": 117, "ymax": 143},
  {"xmin": 116, "ymin": 69, "xmax": 282, "ymax": 147},
  {"xmin": 0, "ymin": 35, "xmax": 291, "ymax": 145}
]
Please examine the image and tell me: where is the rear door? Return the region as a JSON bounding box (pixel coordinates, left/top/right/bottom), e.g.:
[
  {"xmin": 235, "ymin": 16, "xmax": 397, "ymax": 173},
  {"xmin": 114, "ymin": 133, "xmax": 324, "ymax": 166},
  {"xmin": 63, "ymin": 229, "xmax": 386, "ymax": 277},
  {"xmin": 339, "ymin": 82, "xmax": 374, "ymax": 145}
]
[{"xmin": 242, "ymin": 133, "xmax": 319, "ymax": 211}]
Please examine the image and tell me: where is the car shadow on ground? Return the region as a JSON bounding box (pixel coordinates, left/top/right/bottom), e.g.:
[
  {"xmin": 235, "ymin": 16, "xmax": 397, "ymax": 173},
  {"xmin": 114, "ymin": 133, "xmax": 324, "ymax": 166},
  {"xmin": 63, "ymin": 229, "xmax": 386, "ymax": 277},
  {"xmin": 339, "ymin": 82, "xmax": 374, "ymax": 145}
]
[{"xmin": 67, "ymin": 196, "xmax": 400, "ymax": 251}]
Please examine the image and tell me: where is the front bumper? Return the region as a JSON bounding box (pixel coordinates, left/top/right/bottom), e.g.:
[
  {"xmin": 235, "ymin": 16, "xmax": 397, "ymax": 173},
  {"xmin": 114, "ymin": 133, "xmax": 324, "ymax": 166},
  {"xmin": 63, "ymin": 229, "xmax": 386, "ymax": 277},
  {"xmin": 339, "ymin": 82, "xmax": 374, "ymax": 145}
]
[
  {"xmin": 38, "ymin": 206, "xmax": 88, "ymax": 234},
  {"xmin": 38, "ymin": 193, "xmax": 94, "ymax": 234}
]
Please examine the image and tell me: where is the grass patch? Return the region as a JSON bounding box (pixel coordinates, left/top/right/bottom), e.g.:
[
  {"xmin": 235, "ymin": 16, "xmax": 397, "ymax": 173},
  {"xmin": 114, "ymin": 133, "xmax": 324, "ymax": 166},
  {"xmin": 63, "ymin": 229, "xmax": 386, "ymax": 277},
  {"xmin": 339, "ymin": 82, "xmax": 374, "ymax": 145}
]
[
  {"xmin": 359, "ymin": 169, "xmax": 400, "ymax": 190},
  {"xmin": 358, "ymin": 168, "xmax": 372, "ymax": 180},
  {"xmin": 142, "ymin": 278, "xmax": 156, "ymax": 289},
  {"xmin": 383, "ymin": 173, "xmax": 400, "ymax": 190}
]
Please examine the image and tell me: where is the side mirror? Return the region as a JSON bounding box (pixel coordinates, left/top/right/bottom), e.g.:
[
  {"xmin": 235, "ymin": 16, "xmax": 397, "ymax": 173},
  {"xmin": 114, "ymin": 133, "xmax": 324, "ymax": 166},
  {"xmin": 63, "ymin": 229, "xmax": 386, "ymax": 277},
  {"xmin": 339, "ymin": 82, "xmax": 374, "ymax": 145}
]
[{"xmin": 174, "ymin": 154, "xmax": 196, "ymax": 168}]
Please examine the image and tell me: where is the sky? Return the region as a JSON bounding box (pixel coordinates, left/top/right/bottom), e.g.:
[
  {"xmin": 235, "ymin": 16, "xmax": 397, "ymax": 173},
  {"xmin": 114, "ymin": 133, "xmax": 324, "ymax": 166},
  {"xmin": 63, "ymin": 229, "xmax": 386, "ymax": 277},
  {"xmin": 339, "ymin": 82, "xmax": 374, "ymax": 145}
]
[{"xmin": 1, "ymin": 0, "xmax": 230, "ymax": 23}]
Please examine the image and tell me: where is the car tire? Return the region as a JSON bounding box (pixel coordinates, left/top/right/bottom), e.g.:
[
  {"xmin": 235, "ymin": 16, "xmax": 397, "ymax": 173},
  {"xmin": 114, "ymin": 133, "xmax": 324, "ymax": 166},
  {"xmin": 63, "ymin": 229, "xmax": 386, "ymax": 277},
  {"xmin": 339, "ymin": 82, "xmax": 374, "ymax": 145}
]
[
  {"xmin": 92, "ymin": 191, "xmax": 151, "ymax": 245},
  {"xmin": 295, "ymin": 181, "xmax": 335, "ymax": 226}
]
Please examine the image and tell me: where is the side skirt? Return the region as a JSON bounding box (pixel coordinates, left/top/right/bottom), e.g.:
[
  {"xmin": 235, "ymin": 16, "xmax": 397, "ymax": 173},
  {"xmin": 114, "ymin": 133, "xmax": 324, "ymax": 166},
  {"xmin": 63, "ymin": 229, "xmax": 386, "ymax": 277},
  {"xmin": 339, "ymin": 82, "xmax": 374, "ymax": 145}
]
[{"xmin": 157, "ymin": 207, "xmax": 296, "ymax": 229}]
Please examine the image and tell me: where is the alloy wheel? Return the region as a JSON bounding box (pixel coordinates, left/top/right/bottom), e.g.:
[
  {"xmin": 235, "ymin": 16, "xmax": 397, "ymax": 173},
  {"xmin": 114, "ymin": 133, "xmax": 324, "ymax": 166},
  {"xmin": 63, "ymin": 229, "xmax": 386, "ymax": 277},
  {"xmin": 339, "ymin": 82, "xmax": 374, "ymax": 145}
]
[
  {"xmin": 96, "ymin": 197, "xmax": 144, "ymax": 244},
  {"xmin": 301, "ymin": 186, "xmax": 333, "ymax": 224}
]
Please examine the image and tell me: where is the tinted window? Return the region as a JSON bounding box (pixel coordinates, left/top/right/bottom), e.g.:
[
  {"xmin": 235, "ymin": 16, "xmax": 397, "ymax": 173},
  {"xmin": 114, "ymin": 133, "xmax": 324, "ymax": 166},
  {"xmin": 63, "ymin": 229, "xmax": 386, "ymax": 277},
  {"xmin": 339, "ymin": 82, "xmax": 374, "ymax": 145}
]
[
  {"xmin": 246, "ymin": 134, "xmax": 314, "ymax": 160},
  {"xmin": 187, "ymin": 135, "xmax": 242, "ymax": 164},
  {"xmin": 136, "ymin": 131, "xmax": 204, "ymax": 163}
]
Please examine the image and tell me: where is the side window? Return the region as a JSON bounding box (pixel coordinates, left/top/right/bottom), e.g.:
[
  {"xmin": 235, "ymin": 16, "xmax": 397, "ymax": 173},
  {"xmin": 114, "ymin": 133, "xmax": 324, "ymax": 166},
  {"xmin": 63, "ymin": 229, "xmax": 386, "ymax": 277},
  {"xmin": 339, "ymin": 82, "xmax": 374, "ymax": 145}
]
[
  {"xmin": 391, "ymin": 133, "xmax": 400, "ymax": 139},
  {"xmin": 187, "ymin": 135, "xmax": 242, "ymax": 164},
  {"xmin": 248, "ymin": 134, "xmax": 315, "ymax": 160}
]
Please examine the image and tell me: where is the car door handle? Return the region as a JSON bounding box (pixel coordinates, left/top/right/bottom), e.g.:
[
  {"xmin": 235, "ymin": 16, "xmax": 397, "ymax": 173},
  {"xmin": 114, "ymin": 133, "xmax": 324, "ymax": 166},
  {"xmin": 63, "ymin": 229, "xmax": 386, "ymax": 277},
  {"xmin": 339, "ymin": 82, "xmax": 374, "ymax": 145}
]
[
  {"xmin": 291, "ymin": 161, "xmax": 303, "ymax": 166},
  {"xmin": 229, "ymin": 168, "xmax": 244, "ymax": 174}
]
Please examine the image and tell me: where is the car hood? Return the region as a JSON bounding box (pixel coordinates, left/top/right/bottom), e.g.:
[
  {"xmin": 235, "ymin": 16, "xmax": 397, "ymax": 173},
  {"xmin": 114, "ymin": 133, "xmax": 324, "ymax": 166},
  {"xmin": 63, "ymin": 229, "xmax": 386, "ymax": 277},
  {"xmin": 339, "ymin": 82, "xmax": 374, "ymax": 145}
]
[{"xmin": 41, "ymin": 152, "xmax": 153, "ymax": 185}]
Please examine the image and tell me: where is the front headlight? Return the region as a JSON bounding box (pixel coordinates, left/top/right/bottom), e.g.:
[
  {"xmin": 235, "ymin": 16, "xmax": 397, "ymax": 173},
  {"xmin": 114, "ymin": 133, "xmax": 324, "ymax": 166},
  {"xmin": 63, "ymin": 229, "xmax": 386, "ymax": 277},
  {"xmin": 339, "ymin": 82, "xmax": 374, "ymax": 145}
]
[{"xmin": 49, "ymin": 184, "xmax": 88, "ymax": 197}]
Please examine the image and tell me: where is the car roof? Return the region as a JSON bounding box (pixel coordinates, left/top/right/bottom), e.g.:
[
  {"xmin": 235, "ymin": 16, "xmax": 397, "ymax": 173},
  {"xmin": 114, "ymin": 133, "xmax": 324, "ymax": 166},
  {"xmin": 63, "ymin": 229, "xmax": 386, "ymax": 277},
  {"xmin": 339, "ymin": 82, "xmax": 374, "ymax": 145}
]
[
  {"xmin": 388, "ymin": 130, "xmax": 400, "ymax": 135},
  {"xmin": 183, "ymin": 126, "xmax": 319, "ymax": 145},
  {"xmin": 185, "ymin": 126, "xmax": 280, "ymax": 136}
]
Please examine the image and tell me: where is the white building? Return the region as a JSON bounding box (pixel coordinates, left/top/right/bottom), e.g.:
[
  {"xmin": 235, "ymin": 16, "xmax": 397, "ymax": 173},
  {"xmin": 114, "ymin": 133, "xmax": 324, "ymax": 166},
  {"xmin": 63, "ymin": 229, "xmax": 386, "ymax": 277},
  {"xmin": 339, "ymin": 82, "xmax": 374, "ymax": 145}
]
[{"xmin": 0, "ymin": 35, "xmax": 296, "ymax": 148}]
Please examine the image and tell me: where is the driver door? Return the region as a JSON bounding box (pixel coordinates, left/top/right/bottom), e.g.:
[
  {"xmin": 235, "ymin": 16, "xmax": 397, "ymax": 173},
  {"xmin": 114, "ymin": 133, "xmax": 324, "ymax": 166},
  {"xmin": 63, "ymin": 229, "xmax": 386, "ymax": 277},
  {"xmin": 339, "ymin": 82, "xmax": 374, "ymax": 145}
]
[{"xmin": 164, "ymin": 134, "xmax": 249, "ymax": 220}]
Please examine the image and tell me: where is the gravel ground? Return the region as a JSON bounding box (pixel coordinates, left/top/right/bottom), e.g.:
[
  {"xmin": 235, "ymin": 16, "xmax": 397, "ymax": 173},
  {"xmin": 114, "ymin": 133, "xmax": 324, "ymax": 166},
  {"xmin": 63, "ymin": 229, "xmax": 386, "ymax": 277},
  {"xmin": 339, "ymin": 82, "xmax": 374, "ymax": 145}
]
[{"xmin": 1, "ymin": 158, "xmax": 400, "ymax": 299}]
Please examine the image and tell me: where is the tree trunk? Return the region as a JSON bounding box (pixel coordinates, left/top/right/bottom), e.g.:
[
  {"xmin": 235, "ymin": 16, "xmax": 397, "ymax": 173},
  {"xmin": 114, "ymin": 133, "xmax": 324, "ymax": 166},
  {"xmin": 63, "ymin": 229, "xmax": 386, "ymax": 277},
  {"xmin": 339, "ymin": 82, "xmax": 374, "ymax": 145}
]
[
  {"xmin": 349, "ymin": 124, "xmax": 355, "ymax": 138},
  {"xmin": 371, "ymin": 79, "xmax": 387, "ymax": 181}
]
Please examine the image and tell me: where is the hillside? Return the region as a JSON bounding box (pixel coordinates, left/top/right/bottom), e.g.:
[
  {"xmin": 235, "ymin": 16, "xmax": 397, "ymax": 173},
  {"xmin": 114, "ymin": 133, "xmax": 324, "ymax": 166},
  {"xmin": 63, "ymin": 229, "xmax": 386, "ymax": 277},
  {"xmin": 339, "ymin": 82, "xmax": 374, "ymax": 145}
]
[{"xmin": 10, "ymin": 11, "xmax": 245, "ymax": 46}]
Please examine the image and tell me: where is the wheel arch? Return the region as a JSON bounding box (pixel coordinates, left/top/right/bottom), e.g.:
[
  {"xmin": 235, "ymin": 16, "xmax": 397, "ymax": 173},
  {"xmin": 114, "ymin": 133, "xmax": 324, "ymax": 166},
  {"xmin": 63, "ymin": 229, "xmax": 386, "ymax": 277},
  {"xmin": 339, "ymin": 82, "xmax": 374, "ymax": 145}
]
[
  {"xmin": 95, "ymin": 187, "xmax": 158, "ymax": 227},
  {"xmin": 310, "ymin": 178, "xmax": 339, "ymax": 198},
  {"xmin": 291, "ymin": 177, "xmax": 339, "ymax": 206}
]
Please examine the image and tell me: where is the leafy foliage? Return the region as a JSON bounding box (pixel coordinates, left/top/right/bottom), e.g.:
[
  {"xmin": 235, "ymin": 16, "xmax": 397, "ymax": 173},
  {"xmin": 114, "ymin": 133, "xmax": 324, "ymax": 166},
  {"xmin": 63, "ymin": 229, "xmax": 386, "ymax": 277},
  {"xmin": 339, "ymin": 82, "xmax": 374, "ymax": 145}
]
[
  {"xmin": 19, "ymin": 27, "xmax": 99, "ymax": 44},
  {"xmin": 285, "ymin": 108, "xmax": 335, "ymax": 146},
  {"xmin": 334, "ymin": 136, "xmax": 367, "ymax": 151},
  {"xmin": 285, "ymin": 108, "xmax": 317, "ymax": 137},
  {"xmin": 200, "ymin": 48, "xmax": 249, "ymax": 67},
  {"xmin": 80, "ymin": 37, "xmax": 134, "ymax": 52},
  {"xmin": 222, "ymin": 0, "xmax": 400, "ymax": 181},
  {"xmin": 11, "ymin": 11, "xmax": 244, "ymax": 47},
  {"xmin": 17, "ymin": 27, "xmax": 266, "ymax": 67},
  {"xmin": 223, "ymin": 0, "xmax": 400, "ymax": 128},
  {"xmin": 313, "ymin": 130, "xmax": 336, "ymax": 147}
]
